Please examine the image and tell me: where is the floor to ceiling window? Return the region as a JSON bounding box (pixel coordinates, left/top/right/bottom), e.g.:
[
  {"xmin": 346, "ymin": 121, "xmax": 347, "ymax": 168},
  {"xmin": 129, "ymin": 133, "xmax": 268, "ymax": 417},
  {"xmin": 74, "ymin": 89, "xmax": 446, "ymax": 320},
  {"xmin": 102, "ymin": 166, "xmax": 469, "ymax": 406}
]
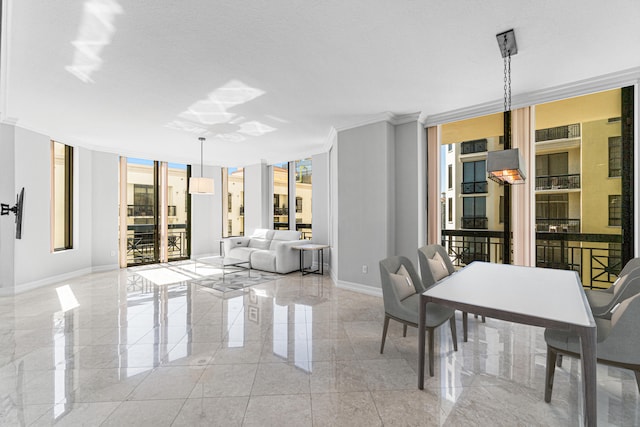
[
  {"xmin": 120, "ymin": 158, "xmax": 190, "ymax": 266},
  {"xmin": 166, "ymin": 163, "xmax": 189, "ymax": 261},
  {"xmin": 51, "ymin": 141, "xmax": 73, "ymax": 251},
  {"xmin": 439, "ymin": 113, "xmax": 505, "ymax": 267},
  {"xmin": 295, "ymin": 158, "xmax": 312, "ymax": 239},
  {"xmin": 431, "ymin": 87, "xmax": 633, "ymax": 289},
  {"xmin": 273, "ymin": 162, "xmax": 289, "ymax": 230},
  {"xmin": 534, "ymin": 89, "xmax": 624, "ymax": 288},
  {"xmin": 222, "ymin": 167, "xmax": 244, "ymax": 237}
]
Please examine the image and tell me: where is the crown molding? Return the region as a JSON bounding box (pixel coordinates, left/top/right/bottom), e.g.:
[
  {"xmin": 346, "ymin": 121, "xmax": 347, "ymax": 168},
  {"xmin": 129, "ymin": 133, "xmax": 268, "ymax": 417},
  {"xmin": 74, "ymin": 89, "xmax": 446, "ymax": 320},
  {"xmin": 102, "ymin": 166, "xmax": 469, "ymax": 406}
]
[
  {"xmin": 323, "ymin": 126, "xmax": 337, "ymax": 152},
  {"xmin": 425, "ymin": 66, "xmax": 640, "ymax": 127}
]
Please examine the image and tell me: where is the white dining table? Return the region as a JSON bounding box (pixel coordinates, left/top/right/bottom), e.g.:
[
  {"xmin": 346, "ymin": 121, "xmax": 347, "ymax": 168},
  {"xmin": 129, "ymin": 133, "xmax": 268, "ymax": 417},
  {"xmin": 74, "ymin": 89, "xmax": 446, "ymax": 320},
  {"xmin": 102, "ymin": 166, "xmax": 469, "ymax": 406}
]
[{"xmin": 418, "ymin": 261, "xmax": 597, "ymax": 427}]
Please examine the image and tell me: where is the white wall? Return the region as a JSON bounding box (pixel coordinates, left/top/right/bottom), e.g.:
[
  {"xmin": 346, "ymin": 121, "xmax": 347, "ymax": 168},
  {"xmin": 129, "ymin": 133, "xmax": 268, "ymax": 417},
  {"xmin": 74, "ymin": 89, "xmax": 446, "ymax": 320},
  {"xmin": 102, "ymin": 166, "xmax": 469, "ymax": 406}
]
[
  {"xmin": 244, "ymin": 162, "xmax": 270, "ymax": 233},
  {"xmin": 394, "ymin": 121, "xmax": 421, "ymax": 265},
  {"xmin": 311, "ymin": 152, "xmax": 329, "ymax": 246},
  {"xmin": 0, "ymin": 124, "xmax": 16, "ymax": 293},
  {"xmin": 336, "ymin": 121, "xmax": 395, "ymax": 291},
  {"xmin": 191, "ymin": 165, "xmax": 222, "ymax": 257},
  {"xmin": 13, "ymin": 127, "xmax": 93, "ymax": 291},
  {"xmin": 91, "ymin": 150, "xmax": 119, "ymax": 270}
]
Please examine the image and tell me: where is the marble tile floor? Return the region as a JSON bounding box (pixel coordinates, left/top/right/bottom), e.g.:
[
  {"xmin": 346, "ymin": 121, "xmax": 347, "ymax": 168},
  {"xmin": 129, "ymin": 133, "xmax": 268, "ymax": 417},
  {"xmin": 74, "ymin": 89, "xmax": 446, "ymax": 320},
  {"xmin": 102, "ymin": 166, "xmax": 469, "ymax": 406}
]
[{"xmin": 1, "ymin": 261, "xmax": 639, "ymax": 426}]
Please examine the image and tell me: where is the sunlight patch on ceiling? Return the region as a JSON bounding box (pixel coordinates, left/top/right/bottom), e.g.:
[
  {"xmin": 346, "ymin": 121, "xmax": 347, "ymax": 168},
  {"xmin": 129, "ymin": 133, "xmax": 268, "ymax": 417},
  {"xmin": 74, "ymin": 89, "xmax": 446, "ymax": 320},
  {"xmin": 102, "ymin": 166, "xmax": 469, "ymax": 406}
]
[
  {"xmin": 165, "ymin": 79, "xmax": 278, "ymax": 141},
  {"xmin": 238, "ymin": 121, "xmax": 277, "ymax": 136},
  {"xmin": 65, "ymin": 0, "xmax": 123, "ymax": 83}
]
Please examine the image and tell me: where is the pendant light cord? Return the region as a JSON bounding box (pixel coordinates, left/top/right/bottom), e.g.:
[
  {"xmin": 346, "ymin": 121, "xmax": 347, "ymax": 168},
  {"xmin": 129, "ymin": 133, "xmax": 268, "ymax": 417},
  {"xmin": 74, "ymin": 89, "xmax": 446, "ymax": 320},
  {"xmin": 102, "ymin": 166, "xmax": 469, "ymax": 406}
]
[
  {"xmin": 199, "ymin": 137, "xmax": 205, "ymax": 177},
  {"xmin": 503, "ymin": 34, "xmax": 511, "ymax": 112}
]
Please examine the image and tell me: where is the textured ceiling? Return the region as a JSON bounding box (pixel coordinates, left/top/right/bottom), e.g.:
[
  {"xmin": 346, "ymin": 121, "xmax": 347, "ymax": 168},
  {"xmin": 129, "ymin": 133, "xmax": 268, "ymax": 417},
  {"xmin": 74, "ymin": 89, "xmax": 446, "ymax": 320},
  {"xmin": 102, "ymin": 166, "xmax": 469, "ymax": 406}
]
[{"xmin": 2, "ymin": 0, "xmax": 640, "ymax": 166}]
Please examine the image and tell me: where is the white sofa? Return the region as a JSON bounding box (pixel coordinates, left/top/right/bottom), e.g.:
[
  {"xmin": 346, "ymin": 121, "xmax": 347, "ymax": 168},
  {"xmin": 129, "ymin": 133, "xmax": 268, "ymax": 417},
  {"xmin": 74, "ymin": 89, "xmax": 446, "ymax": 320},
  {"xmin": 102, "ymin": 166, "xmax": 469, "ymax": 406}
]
[{"xmin": 222, "ymin": 229, "xmax": 311, "ymax": 274}]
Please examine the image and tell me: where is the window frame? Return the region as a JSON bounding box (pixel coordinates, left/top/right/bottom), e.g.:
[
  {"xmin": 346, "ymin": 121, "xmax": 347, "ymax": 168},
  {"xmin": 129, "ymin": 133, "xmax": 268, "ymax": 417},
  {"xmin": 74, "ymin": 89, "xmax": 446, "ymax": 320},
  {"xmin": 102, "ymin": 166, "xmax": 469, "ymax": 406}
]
[
  {"xmin": 608, "ymin": 136, "xmax": 622, "ymax": 178},
  {"xmin": 51, "ymin": 141, "xmax": 74, "ymax": 251}
]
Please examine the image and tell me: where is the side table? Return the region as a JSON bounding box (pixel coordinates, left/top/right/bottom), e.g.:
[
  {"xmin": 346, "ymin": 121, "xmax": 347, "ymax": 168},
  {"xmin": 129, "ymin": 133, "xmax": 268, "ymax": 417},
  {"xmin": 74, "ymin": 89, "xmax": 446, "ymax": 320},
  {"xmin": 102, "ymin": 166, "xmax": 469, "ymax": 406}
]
[{"xmin": 292, "ymin": 244, "xmax": 329, "ymax": 276}]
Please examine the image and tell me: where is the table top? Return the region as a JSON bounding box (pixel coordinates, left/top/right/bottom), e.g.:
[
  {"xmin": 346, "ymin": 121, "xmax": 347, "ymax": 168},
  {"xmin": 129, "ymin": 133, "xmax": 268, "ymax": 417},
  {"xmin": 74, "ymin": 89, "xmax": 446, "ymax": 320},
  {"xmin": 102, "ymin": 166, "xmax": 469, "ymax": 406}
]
[
  {"xmin": 291, "ymin": 243, "xmax": 330, "ymax": 250},
  {"xmin": 424, "ymin": 261, "xmax": 594, "ymax": 327},
  {"xmin": 198, "ymin": 256, "xmax": 249, "ymax": 267}
]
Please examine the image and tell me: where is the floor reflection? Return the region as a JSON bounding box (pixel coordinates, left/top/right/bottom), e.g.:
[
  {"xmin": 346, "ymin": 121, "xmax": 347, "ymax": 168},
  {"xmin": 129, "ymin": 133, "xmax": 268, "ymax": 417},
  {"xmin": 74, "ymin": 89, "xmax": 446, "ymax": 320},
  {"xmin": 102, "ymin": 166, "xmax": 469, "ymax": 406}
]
[{"xmin": 1, "ymin": 261, "xmax": 639, "ymax": 426}]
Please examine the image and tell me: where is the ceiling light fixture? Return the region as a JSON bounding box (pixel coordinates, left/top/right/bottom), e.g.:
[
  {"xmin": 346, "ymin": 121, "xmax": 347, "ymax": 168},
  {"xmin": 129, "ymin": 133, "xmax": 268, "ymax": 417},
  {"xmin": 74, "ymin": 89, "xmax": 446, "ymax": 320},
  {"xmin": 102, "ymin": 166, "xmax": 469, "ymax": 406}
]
[
  {"xmin": 487, "ymin": 29, "xmax": 526, "ymax": 185},
  {"xmin": 189, "ymin": 137, "xmax": 214, "ymax": 194}
]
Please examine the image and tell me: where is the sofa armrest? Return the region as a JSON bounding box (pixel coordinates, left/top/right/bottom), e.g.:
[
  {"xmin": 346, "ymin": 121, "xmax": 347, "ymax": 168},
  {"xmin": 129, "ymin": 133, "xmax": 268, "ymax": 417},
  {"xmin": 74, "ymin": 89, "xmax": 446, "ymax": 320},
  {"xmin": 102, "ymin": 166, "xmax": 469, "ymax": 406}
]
[
  {"xmin": 223, "ymin": 237, "xmax": 250, "ymax": 256},
  {"xmin": 273, "ymin": 240, "xmax": 311, "ymax": 273}
]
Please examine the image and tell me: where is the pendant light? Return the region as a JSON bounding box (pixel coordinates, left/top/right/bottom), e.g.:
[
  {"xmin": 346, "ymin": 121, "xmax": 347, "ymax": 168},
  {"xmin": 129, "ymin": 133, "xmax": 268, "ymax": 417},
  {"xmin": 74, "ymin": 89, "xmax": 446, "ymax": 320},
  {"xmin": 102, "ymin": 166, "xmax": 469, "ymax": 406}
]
[
  {"xmin": 487, "ymin": 29, "xmax": 526, "ymax": 185},
  {"xmin": 189, "ymin": 137, "xmax": 214, "ymax": 194}
]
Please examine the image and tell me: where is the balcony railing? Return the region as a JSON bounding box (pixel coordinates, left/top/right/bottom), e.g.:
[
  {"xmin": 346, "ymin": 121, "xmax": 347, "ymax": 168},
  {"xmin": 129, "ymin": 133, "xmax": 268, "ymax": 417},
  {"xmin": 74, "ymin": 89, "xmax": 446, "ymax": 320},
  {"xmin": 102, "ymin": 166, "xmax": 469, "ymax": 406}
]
[
  {"xmin": 127, "ymin": 205, "xmax": 177, "ymax": 217},
  {"xmin": 441, "ymin": 229, "xmax": 504, "ymax": 267},
  {"xmin": 536, "ymin": 218, "xmax": 580, "ymax": 233},
  {"xmin": 461, "ymin": 216, "xmax": 488, "ymax": 229},
  {"xmin": 535, "ymin": 123, "xmax": 580, "ymax": 142},
  {"xmin": 535, "ymin": 174, "xmax": 581, "ymax": 190},
  {"xmin": 126, "ymin": 224, "xmax": 188, "ymax": 265},
  {"xmin": 274, "ymin": 207, "xmax": 289, "ymax": 216},
  {"xmin": 460, "ymin": 139, "xmax": 488, "ymax": 154},
  {"xmin": 441, "ymin": 229, "xmax": 621, "ymax": 289},
  {"xmin": 536, "ymin": 232, "xmax": 621, "ymax": 289},
  {"xmin": 461, "ymin": 181, "xmax": 488, "ymax": 194}
]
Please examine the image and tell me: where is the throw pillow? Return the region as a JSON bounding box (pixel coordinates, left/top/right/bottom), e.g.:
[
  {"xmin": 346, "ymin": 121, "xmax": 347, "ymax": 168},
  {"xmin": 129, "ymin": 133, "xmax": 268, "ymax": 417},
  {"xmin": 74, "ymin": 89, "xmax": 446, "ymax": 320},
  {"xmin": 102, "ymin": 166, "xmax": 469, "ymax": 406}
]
[
  {"xmin": 432, "ymin": 251, "xmax": 449, "ymax": 274},
  {"xmin": 389, "ymin": 272, "xmax": 416, "ymax": 301},
  {"xmin": 428, "ymin": 258, "xmax": 449, "ymax": 282}
]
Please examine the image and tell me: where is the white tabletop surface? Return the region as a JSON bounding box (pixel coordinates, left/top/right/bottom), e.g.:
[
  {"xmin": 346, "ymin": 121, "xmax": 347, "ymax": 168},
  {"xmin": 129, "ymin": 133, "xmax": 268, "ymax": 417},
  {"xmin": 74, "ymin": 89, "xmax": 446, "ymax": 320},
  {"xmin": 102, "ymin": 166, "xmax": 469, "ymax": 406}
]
[
  {"xmin": 424, "ymin": 262, "xmax": 594, "ymax": 327},
  {"xmin": 291, "ymin": 243, "xmax": 330, "ymax": 250}
]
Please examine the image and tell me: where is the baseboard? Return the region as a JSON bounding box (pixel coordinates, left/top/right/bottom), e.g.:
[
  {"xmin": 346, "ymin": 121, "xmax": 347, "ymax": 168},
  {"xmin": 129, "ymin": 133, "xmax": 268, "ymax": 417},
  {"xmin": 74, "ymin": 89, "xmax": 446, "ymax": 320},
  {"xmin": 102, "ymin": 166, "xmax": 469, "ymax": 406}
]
[
  {"xmin": 336, "ymin": 279, "xmax": 382, "ymax": 297},
  {"xmin": 8, "ymin": 267, "xmax": 94, "ymax": 296},
  {"xmin": 92, "ymin": 264, "xmax": 119, "ymax": 273}
]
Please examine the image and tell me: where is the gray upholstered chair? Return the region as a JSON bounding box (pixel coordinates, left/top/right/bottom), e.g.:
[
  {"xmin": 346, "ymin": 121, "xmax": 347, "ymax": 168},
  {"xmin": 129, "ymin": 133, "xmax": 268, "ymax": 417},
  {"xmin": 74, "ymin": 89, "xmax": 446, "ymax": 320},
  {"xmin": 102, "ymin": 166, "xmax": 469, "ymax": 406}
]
[
  {"xmin": 417, "ymin": 244, "xmax": 484, "ymax": 342},
  {"xmin": 544, "ymin": 292, "xmax": 640, "ymax": 403},
  {"xmin": 379, "ymin": 255, "xmax": 458, "ymax": 376},
  {"xmin": 585, "ymin": 258, "xmax": 640, "ymax": 319},
  {"xmin": 555, "ymin": 259, "xmax": 640, "ymax": 368}
]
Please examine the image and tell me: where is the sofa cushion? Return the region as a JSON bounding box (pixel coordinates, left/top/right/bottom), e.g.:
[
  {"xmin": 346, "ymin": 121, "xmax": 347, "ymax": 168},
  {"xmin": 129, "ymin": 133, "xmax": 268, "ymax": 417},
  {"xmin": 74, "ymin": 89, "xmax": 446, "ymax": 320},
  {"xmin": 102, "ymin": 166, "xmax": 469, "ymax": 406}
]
[
  {"xmin": 251, "ymin": 229, "xmax": 270, "ymax": 239},
  {"xmin": 272, "ymin": 230, "xmax": 301, "ymax": 241},
  {"xmin": 227, "ymin": 247, "xmax": 256, "ymax": 262},
  {"xmin": 250, "ymin": 250, "xmax": 277, "ymax": 271},
  {"xmin": 248, "ymin": 238, "xmax": 271, "ymax": 250}
]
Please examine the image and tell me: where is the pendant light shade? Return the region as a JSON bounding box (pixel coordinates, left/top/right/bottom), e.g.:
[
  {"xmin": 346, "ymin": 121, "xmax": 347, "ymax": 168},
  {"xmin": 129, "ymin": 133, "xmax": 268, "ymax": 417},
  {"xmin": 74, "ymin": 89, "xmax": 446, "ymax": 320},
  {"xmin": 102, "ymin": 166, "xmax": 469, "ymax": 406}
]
[
  {"xmin": 487, "ymin": 148, "xmax": 526, "ymax": 185},
  {"xmin": 189, "ymin": 137, "xmax": 214, "ymax": 195},
  {"xmin": 189, "ymin": 176, "xmax": 214, "ymax": 194}
]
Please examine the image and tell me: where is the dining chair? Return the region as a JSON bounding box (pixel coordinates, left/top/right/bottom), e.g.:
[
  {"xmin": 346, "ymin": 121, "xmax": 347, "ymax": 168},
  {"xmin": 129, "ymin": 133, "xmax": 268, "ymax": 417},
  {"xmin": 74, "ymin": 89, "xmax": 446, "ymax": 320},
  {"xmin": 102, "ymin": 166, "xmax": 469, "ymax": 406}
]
[
  {"xmin": 585, "ymin": 258, "xmax": 640, "ymax": 319},
  {"xmin": 379, "ymin": 255, "xmax": 457, "ymax": 376},
  {"xmin": 417, "ymin": 244, "xmax": 484, "ymax": 342},
  {"xmin": 544, "ymin": 292, "xmax": 640, "ymax": 403}
]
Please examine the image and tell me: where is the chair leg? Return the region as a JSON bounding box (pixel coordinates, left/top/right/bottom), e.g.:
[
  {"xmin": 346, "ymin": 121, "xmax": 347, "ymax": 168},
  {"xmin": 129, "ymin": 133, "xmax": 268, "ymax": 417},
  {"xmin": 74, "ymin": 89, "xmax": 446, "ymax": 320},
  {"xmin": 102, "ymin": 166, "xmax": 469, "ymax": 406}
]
[
  {"xmin": 474, "ymin": 313, "xmax": 486, "ymax": 322},
  {"xmin": 428, "ymin": 327, "xmax": 435, "ymax": 377},
  {"xmin": 449, "ymin": 316, "xmax": 458, "ymax": 352},
  {"xmin": 462, "ymin": 311, "xmax": 468, "ymax": 342},
  {"xmin": 403, "ymin": 323, "xmax": 408, "ymax": 337},
  {"xmin": 556, "ymin": 354, "xmax": 563, "ymax": 367},
  {"xmin": 545, "ymin": 346, "xmax": 558, "ymax": 403},
  {"xmin": 380, "ymin": 315, "xmax": 390, "ymax": 354}
]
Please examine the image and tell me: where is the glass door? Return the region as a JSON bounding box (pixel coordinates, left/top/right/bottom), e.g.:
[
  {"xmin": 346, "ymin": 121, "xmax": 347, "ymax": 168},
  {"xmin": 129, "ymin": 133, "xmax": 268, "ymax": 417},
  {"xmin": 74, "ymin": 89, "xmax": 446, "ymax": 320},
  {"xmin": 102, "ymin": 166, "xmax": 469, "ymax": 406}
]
[
  {"xmin": 125, "ymin": 158, "xmax": 159, "ymax": 266},
  {"xmin": 121, "ymin": 158, "xmax": 190, "ymax": 266},
  {"xmin": 167, "ymin": 163, "xmax": 189, "ymax": 261}
]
